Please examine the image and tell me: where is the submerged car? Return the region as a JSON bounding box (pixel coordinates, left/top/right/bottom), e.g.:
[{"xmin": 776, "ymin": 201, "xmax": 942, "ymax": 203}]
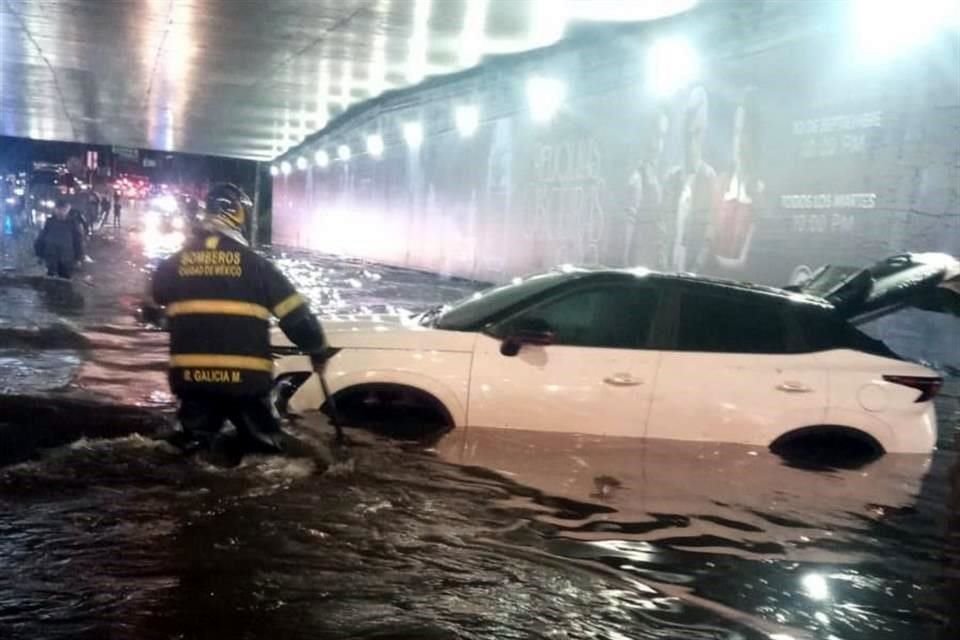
[{"xmin": 272, "ymin": 253, "xmax": 959, "ymax": 455}]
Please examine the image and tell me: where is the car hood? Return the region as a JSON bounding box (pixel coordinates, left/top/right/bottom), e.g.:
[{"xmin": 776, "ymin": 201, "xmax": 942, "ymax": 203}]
[
  {"xmin": 270, "ymin": 314, "xmax": 478, "ymax": 353},
  {"xmin": 797, "ymin": 253, "xmax": 960, "ymax": 323}
]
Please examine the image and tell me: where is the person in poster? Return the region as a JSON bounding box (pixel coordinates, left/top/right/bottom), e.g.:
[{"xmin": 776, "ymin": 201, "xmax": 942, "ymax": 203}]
[
  {"xmin": 710, "ymin": 87, "xmax": 764, "ymax": 274},
  {"xmin": 666, "ymin": 85, "xmax": 719, "ymax": 273},
  {"xmin": 625, "ymin": 107, "xmax": 669, "ymax": 268}
]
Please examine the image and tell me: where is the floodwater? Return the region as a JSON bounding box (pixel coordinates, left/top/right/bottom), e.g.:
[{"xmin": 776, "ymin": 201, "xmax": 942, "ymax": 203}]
[{"xmin": 0, "ymin": 216, "xmax": 958, "ymax": 639}]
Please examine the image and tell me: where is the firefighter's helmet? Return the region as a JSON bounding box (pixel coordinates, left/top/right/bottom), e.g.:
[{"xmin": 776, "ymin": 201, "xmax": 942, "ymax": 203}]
[{"xmin": 205, "ymin": 183, "xmax": 252, "ymax": 232}]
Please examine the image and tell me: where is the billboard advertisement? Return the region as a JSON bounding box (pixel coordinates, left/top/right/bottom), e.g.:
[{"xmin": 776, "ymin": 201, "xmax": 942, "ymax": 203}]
[{"xmin": 273, "ymin": 29, "xmax": 960, "ymax": 362}]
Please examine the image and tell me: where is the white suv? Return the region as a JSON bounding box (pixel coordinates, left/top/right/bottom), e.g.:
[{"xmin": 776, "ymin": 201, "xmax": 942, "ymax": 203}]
[{"xmin": 272, "ymin": 253, "xmax": 959, "ymax": 455}]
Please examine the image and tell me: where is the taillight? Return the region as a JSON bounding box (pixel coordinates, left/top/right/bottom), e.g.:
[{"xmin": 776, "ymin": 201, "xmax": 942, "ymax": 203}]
[{"xmin": 883, "ymin": 375, "xmax": 943, "ymax": 403}]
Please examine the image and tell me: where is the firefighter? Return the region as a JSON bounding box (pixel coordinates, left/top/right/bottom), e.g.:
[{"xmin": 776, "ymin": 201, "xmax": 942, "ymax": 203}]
[{"xmin": 150, "ymin": 183, "xmax": 329, "ymax": 454}]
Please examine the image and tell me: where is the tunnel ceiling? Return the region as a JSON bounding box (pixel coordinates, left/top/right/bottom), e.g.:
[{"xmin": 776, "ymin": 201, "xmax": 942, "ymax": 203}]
[{"xmin": 0, "ymin": 0, "xmax": 697, "ymax": 160}]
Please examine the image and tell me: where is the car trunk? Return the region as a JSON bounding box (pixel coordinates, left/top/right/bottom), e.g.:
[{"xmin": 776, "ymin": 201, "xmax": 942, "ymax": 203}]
[{"xmin": 797, "ymin": 253, "xmax": 960, "ymax": 325}]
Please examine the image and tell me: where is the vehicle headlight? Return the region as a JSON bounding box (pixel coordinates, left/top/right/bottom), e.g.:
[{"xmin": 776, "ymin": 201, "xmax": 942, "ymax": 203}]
[
  {"xmin": 13, "ymin": 188, "xmax": 24, "ymax": 196},
  {"xmin": 151, "ymin": 194, "xmax": 178, "ymax": 213},
  {"xmin": 4, "ymin": 197, "xmax": 14, "ymax": 205},
  {"xmin": 43, "ymin": 199, "xmax": 55, "ymax": 208}
]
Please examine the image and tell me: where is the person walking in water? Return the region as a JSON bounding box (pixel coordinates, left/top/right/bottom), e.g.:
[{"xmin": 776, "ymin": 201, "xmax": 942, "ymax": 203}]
[
  {"xmin": 34, "ymin": 198, "xmax": 84, "ymax": 279},
  {"xmin": 113, "ymin": 195, "xmax": 122, "ymax": 228},
  {"xmin": 150, "ymin": 183, "xmax": 331, "ymax": 456}
]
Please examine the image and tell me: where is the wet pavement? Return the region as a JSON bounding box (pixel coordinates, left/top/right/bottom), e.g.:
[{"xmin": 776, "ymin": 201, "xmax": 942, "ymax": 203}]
[{"xmin": 1, "ymin": 213, "xmax": 959, "ymax": 639}]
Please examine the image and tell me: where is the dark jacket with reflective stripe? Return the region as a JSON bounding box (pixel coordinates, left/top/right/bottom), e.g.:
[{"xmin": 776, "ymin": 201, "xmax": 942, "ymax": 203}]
[{"xmin": 152, "ymin": 232, "xmax": 326, "ymax": 396}]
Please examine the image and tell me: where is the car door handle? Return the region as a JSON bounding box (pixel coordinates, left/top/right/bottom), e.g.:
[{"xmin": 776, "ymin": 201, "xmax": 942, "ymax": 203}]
[
  {"xmin": 604, "ymin": 374, "xmax": 643, "ymax": 387},
  {"xmin": 777, "ymin": 382, "xmax": 812, "ymax": 393}
]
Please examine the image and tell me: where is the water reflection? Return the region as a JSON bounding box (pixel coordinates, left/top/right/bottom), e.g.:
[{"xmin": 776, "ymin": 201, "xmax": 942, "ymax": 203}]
[
  {"xmin": 0, "ymin": 223, "xmax": 956, "ymax": 639},
  {"xmin": 433, "ymin": 427, "xmax": 956, "ymax": 638}
]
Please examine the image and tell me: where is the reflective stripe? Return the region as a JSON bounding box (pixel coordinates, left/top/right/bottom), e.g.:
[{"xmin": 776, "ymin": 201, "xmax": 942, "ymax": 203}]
[
  {"xmin": 170, "ymin": 354, "xmax": 274, "ymax": 372},
  {"xmin": 167, "ymin": 299, "xmax": 270, "ymax": 320},
  {"xmin": 273, "ymin": 293, "xmax": 305, "ymax": 319}
]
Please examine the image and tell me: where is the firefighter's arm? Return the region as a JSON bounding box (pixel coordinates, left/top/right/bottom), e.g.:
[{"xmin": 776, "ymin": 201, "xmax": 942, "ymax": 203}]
[
  {"xmin": 151, "ymin": 257, "xmax": 176, "ymax": 306},
  {"xmin": 141, "ymin": 257, "xmax": 174, "ymax": 327},
  {"xmin": 263, "ymin": 262, "xmax": 327, "ymax": 353}
]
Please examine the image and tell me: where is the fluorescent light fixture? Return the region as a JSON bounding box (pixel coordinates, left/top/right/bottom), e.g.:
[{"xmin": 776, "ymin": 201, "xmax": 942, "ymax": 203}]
[
  {"xmin": 366, "ymin": 134, "xmax": 384, "ymax": 157},
  {"xmin": 296, "ymin": 156, "xmax": 308, "ymax": 171},
  {"xmin": 280, "ymin": 161, "xmax": 292, "ymax": 176},
  {"xmin": 337, "ymin": 144, "xmax": 352, "ymax": 161},
  {"xmin": 455, "ymin": 105, "xmax": 480, "ymax": 137},
  {"xmin": 526, "ymin": 76, "xmax": 566, "ymax": 123},
  {"xmin": 315, "ymin": 150, "xmax": 330, "ymax": 168},
  {"xmin": 403, "ymin": 121, "xmax": 424, "ymax": 149}
]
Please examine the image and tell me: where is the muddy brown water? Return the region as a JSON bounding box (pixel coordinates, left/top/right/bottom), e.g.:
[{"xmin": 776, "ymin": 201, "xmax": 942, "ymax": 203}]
[{"xmin": 0, "ymin": 221, "xmax": 958, "ymax": 639}]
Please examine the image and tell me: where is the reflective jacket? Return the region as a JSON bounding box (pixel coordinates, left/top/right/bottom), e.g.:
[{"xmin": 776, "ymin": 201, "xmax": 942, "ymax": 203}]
[{"xmin": 152, "ymin": 232, "xmax": 325, "ymax": 396}]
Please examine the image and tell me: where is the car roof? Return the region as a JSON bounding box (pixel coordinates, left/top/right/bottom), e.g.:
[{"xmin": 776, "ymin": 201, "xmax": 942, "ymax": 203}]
[{"xmin": 561, "ymin": 266, "xmax": 834, "ymax": 310}]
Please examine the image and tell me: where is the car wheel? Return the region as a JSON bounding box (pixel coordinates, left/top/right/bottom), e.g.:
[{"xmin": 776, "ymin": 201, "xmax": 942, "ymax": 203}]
[
  {"xmin": 327, "ymin": 384, "xmax": 453, "ymax": 441},
  {"xmin": 770, "ymin": 426, "xmax": 884, "ymax": 469}
]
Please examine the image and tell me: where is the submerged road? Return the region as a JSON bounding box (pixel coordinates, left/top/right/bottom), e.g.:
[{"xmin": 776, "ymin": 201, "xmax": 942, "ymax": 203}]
[{"xmin": 0, "ymin": 213, "xmax": 958, "ymax": 639}]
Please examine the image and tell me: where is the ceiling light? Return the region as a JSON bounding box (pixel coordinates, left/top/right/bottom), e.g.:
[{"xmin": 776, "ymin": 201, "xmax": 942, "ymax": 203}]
[
  {"xmin": 455, "ymin": 105, "xmax": 480, "ymax": 138},
  {"xmin": 296, "ymin": 156, "xmax": 308, "ymax": 171},
  {"xmin": 280, "ymin": 161, "xmax": 292, "ymax": 176},
  {"xmin": 315, "ymin": 150, "xmax": 330, "ymax": 168},
  {"xmin": 646, "ymin": 36, "xmax": 700, "ymax": 97},
  {"xmin": 269, "ymin": 165, "xmax": 279, "ymax": 177},
  {"xmin": 337, "ymin": 145, "xmax": 351, "ymax": 161},
  {"xmin": 526, "ymin": 76, "xmax": 566, "ymax": 123},
  {"xmin": 403, "ymin": 121, "xmax": 424, "ymax": 149},
  {"xmin": 851, "ymin": 0, "xmax": 957, "ymax": 61},
  {"xmin": 366, "ymin": 134, "xmax": 384, "ymax": 157}
]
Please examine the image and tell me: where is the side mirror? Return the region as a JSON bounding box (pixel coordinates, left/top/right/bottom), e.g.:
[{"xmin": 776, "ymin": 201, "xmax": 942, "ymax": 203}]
[{"xmin": 500, "ymin": 329, "xmax": 555, "ymax": 357}]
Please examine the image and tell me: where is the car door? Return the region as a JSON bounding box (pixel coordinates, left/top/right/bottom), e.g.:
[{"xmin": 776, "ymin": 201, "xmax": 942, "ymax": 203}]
[
  {"xmin": 645, "ymin": 285, "xmax": 828, "ymax": 446},
  {"xmin": 467, "ymin": 280, "xmax": 662, "ymax": 436}
]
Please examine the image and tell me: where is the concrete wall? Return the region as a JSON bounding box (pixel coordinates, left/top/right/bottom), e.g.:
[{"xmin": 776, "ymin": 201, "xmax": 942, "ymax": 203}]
[{"xmin": 273, "ymin": 7, "xmax": 960, "ymax": 364}]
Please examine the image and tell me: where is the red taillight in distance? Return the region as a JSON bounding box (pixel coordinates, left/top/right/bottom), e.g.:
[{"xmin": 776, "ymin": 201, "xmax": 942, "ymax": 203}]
[{"xmin": 883, "ymin": 375, "xmax": 944, "ymax": 403}]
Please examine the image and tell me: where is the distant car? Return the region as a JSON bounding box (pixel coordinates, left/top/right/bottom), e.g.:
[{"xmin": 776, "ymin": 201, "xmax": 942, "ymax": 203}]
[{"xmin": 271, "ymin": 253, "xmax": 959, "ymax": 455}]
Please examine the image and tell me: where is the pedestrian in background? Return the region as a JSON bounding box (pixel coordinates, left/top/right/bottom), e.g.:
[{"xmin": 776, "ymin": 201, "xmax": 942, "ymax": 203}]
[
  {"xmin": 99, "ymin": 195, "xmax": 111, "ymax": 227},
  {"xmin": 113, "ymin": 196, "xmax": 122, "ymax": 228},
  {"xmin": 34, "ymin": 198, "xmax": 84, "ymax": 279}
]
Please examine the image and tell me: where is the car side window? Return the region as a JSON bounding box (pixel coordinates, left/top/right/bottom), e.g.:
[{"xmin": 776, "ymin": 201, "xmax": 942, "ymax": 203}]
[
  {"xmin": 497, "ymin": 285, "xmax": 659, "ymax": 349},
  {"xmin": 674, "ymin": 290, "xmax": 788, "ymax": 353}
]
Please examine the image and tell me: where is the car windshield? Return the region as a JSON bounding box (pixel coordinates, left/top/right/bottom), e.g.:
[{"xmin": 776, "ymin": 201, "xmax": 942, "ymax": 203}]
[{"xmin": 431, "ymin": 271, "xmax": 577, "ymax": 331}]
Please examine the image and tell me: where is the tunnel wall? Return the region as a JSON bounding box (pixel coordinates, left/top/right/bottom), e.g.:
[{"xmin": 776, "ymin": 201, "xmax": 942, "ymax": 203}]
[{"xmin": 273, "ymin": 14, "xmax": 960, "ymax": 365}]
